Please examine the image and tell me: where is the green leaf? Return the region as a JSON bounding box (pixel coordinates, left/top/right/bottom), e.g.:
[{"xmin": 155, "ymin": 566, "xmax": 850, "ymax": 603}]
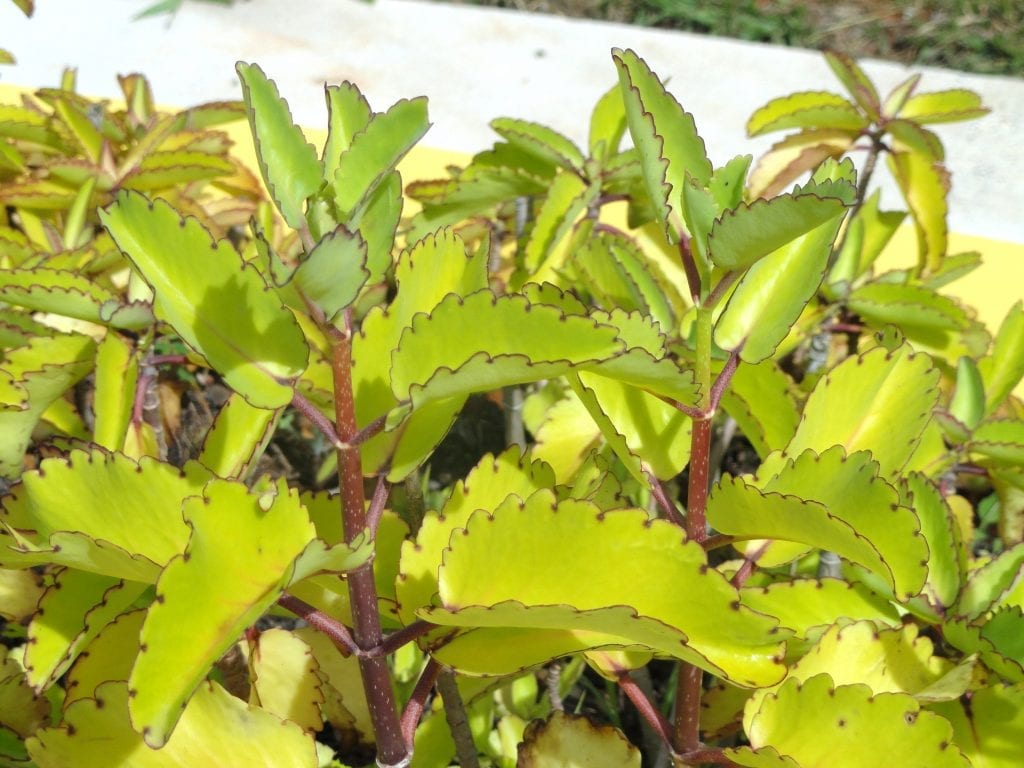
[
  {"xmin": 196, "ymin": 392, "xmax": 280, "ymax": 480},
  {"xmin": 0, "ymin": 450, "xmax": 210, "ymax": 580},
  {"xmin": 28, "ymin": 681, "xmax": 318, "ymax": 767},
  {"xmin": 708, "ymin": 193, "xmax": 847, "ymax": 271},
  {"xmin": 883, "ymin": 73, "xmax": 921, "ymax": 116},
  {"xmin": 901, "ymin": 473, "xmax": 965, "ymax": 609},
  {"xmin": 712, "ymin": 447, "xmax": 927, "ymax": 600},
  {"xmin": 120, "ymin": 150, "xmax": 236, "ymax": 192},
  {"xmin": 517, "ymin": 712, "xmax": 640, "ymax": 768},
  {"xmin": 827, "ymin": 191, "xmax": 906, "ymax": 289},
  {"xmin": 588, "ymin": 83, "xmax": 628, "ymax": 162},
  {"xmin": 100, "ymin": 192, "xmax": 308, "ymax": 409},
  {"xmin": 886, "ymin": 119, "xmax": 944, "ymax": 160},
  {"xmin": 236, "ymin": 62, "xmax": 322, "ymax": 230},
  {"xmin": 390, "ymin": 290, "xmax": 625, "ymax": 407},
  {"xmin": 249, "ymin": 629, "xmax": 324, "ymax": 732},
  {"xmin": 358, "ymin": 170, "xmax": 403, "ymax": 286},
  {"xmin": 0, "ymin": 332, "xmax": 95, "ymax": 480},
  {"xmin": 899, "ymin": 89, "xmax": 989, "ymax": 124},
  {"xmin": 954, "ymin": 543, "xmax": 1024, "ymax": 620},
  {"xmin": 333, "ymin": 97, "xmax": 429, "ymax": 222},
  {"xmin": 708, "ymin": 154, "xmax": 752, "ymax": 212},
  {"xmin": 322, "ymin": 81, "xmax": 372, "ymax": 183},
  {"xmin": 729, "ymin": 674, "xmax": 969, "ymax": 768},
  {"xmin": 887, "ymin": 151, "xmax": 949, "ymax": 276},
  {"xmin": 747, "ymin": 91, "xmax": 866, "ymax": 136},
  {"xmin": 929, "ymin": 683, "xmax": 1024, "ymax": 768},
  {"xmin": 0, "ymin": 268, "xmax": 154, "ymax": 330},
  {"xmin": 948, "ymin": 356, "xmax": 985, "ymax": 432},
  {"xmin": 613, "ymin": 48, "xmax": 712, "ymax": 243},
  {"xmin": 290, "ymin": 225, "xmax": 369, "ymax": 321},
  {"xmin": 396, "ymin": 447, "xmax": 555, "ymax": 625},
  {"xmin": 970, "ymin": 420, "xmax": 1024, "ymax": 468},
  {"xmin": 782, "ymin": 345, "xmax": 940, "ymax": 478},
  {"xmin": 26, "ymin": 569, "xmax": 147, "ymax": 689},
  {"xmin": 713, "ymin": 205, "xmax": 845, "ymax": 362},
  {"xmin": 421, "ymin": 491, "xmax": 788, "ymax": 687},
  {"xmin": 130, "ymin": 478, "xmax": 315, "ymax": 747},
  {"xmin": 980, "ymin": 301, "xmax": 1024, "ymax": 413},
  {"xmin": 825, "ymin": 51, "xmax": 881, "ymax": 121},
  {"xmin": 520, "ymin": 172, "xmax": 599, "ymax": 283},
  {"xmin": 719, "ymin": 360, "xmax": 799, "ymax": 459},
  {"xmin": 745, "ymin": 128, "xmax": 854, "ymax": 200},
  {"xmin": 491, "ymin": 117, "xmax": 585, "ymax": 172},
  {"xmin": 741, "ymin": 578, "xmax": 899, "ymax": 640}
]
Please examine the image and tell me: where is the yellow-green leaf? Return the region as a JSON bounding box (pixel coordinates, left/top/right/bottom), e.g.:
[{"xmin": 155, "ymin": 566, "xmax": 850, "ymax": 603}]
[
  {"xmin": 887, "ymin": 151, "xmax": 949, "ymax": 276},
  {"xmin": 517, "ymin": 711, "xmax": 640, "ymax": 768},
  {"xmin": 899, "ymin": 89, "xmax": 989, "ymax": 124},
  {"xmin": 249, "ymin": 628, "xmax": 324, "ymax": 732},
  {"xmin": 747, "ymin": 91, "xmax": 866, "ymax": 136}
]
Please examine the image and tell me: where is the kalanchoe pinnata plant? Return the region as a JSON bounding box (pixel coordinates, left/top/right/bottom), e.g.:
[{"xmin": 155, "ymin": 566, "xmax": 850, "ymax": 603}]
[{"xmin": 0, "ymin": 47, "xmax": 1022, "ymax": 768}]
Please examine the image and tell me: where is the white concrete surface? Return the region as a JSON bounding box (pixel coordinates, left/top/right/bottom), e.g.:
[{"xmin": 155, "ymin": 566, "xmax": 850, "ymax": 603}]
[{"xmin": 3, "ymin": 0, "xmax": 1022, "ymax": 242}]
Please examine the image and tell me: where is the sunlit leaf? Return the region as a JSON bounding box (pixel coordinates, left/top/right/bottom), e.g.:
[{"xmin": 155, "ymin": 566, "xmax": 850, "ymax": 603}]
[
  {"xmin": 491, "ymin": 117, "xmax": 585, "ymax": 172},
  {"xmin": 249, "ymin": 628, "xmax": 324, "ymax": 732},
  {"xmin": 929, "ymin": 683, "xmax": 1024, "ymax": 768},
  {"xmin": 899, "ymin": 89, "xmax": 989, "ymax": 124},
  {"xmin": 887, "ymin": 151, "xmax": 949, "ymax": 276},
  {"xmin": 747, "ymin": 91, "xmax": 866, "ymax": 136},
  {"xmin": 825, "ymin": 51, "xmax": 881, "ymax": 120},
  {"xmin": 980, "ymin": 301, "xmax": 1024, "ymax": 413},
  {"xmin": 517, "ymin": 711, "xmax": 640, "ymax": 768}
]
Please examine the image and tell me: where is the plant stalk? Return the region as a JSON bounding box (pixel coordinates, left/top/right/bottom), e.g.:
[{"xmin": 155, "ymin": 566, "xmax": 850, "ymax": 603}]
[
  {"xmin": 437, "ymin": 669, "xmax": 481, "ymax": 768},
  {"xmin": 329, "ymin": 320, "xmax": 408, "ymax": 767}
]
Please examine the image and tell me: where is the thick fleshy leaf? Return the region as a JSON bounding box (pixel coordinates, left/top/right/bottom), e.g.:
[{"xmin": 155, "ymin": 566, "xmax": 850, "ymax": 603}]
[
  {"xmin": 713, "ymin": 448, "xmax": 927, "ymax": 599},
  {"xmin": 0, "ymin": 567, "xmax": 43, "ymax": 623},
  {"xmin": 520, "ymin": 172, "xmax": 600, "ymax": 284},
  {"xmin": 0, "ymin": 645, "xmax": 48, "ymax": 744},
  {"xmin": 708, "ymin": 154, "xmax": 752, "ymax": 212},
  {"xmin": 249, "ymin": 628, "xmax": 324, "ymax": 732},
  {"xmin": 899, "ymin": 89, "xmax": 989, "ymax": 124},
  {"xmin": 748, "ymin": 129, "xmax": 855, "ymax": 199},
  {"xmin": 782, "ymin": 345, "xmax": 940, "ymax": 477},
  {"xmin": 129, "ymin": 478, "xmax": 315, "ymax": 746},
  {"xmin": 747, "ymin": 91, "xmax": 866, "ymax": 136},
  {"xmin": 1, "ymin": 450, "xmax": 209, "ymax": 580},
  {"xmin": 390, "ymin": 290, "xmax": 626, "ymax": 407},
  {"xmin": 979, "ymin": 301, "xmax": 1024, "ymax": 413},
  {"xmin": 65, "ymin": 609, "xmax": 146, "ymax": 706},
  {"xmin": 786, "ymin": 622, "xmax": 969, "ymax": 701},
  {"xmin": 196, "ymin": 392, "xmax": 280, "ymax": 480},
  {"xmin": 120, "ymin": 150, "xmax": 236, "ymax": 192},
  {"xmin": 929, "ymin": 683, "xmax": 1024, "ymax": 768},
  {"xmin": 954, "ymin": 543, "xmax": 1024, "ymax": 620},
  {"xmin": 948, "ymin": 356, "xmax": 985, "ymax": 432},
  {"xmin": 517, "ymin": 711, "xmax": 640, "ymax": 768},
  {"xmin": 613, "ymin": 48, "xmax": 711, "ymax": 242},
  {"xmin": 491, "ymin": 117, "xmax": 585, "ymax": 172},
  {"xmin": 333, "ymin": 97, "xmax": 429, "ymax": 222},
  {"xmin": 28, "ymin": 681, "xmax": 318, "ymax": 767},
  {"xmin": 847, "ymin": 282, "xmax": 971, "ymax": 343},
  {"xmin": 969, "ymin": 419, "xmax": 1024, "ymax": 468},
  {"xmin": 236, "ymin": 62, "xmax": 322, "ymax": 229},
  {"xmin": 714, "ymin": 207, "xmax": 845, "ymax": 362},
  {"xmin": 825, "ymin": 51, "xmax": 881, "ymax": 120},
  {"xmin": 421, "ymin": 491, "xmax": 788, "ymax": 687},
  {"xmin": 708, "ymin": 193, "xmax": 847, "ymax": 271},
  {"xmin": 719, "ymin": 359, "xmax": 799, "ymax": 459},
  {"xmin": 901, "ymin": 473, "xmax": 965, "ymax": 608},
  {"xmin": 25, "ymin": 569, "xmax": 147, "ymax": 689},
  {"xmin": 92, "ymin": 332, "xmax": 139, "ymax": 451},
  {"xmin": 322, "ymin": 81, "xmax": 372, "ymax": 183},
  {"xmin": 588, "ymin": 83, "xmax": 628, "ymax": 162},
  {"xmin": 729, "ymin": 674, "xmax": 969, "ymax": 768},
  {"xmin": 740, "ymin": 578, "xmax": 899, "ymax": 640},
  {"xmin": 290, "ymin": 225, "xmax": 369, "ymax": 321},
  {"xmin": 887, "ymin": 151, "xmax": 949, "ymax": 275},
  {"xmin": 0, "ymin": 332, "xmax": 95, "ymax": 479},
  {"xmin": 0, "ymin": 268, "xmax": 152, "ymax": 329},
  {"xmin": 528, "ymin": 389, "xmax": 602, "ymax": 483},
  {"xmin": 396, "ymin": 447, "xmax": 555, "ymax": 624},
  {"xmin": 100, "ymin": 192, "xmax": 308, "ymax": 409}
]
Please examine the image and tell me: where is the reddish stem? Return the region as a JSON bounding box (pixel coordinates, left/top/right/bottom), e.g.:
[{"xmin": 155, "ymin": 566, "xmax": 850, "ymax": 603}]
[
  {"xmin": 400, "ymin": 657, "xmax": 443, "ymax": 747},
  {"xmin": 278, "ymin": 593, "xmax": 360, "ymax": 656},
  {"xmin": 291, "ymin": 391, "xmax": 343, "ymax": 449},
  {"xmin": 366, "ymin": 620, "xmax": 440, "ymax": 659},
  {"xmin": 647, "ymin": 472, "xmax": 686, "ymax": 529},
  {"xmin": 674, "ymin": 664, "xmax": 704, "ymax": 756},
  {"xmin": 617, "ymin": 672, "xmax": 674, "ymax": 753},
  {"xmin": 677, "ymin": 234, "xmax": 701, "ymax": 304}
]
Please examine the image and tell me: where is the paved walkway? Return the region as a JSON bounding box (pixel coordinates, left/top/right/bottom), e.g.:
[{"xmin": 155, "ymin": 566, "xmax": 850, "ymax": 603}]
[{"xmin": 3, "ymin": 0, "xmax": 1022, "ymax": 244}]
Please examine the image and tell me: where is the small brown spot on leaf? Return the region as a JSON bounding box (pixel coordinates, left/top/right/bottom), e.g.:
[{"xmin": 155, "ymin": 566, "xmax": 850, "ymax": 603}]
[
  {"xmin": 139, "ymin": 643, "xmax": 148, "ymax": 652},
  {"xmin": 837, "ymin": 718, "xmax": 846, "ymax": 727},
  {"xmin": 67, "ymin": 724, "xmax": 77, "ymax": 736},
  {"xmin": 182, "ymin": 552, "xmax": 191, "ymax": 562}
]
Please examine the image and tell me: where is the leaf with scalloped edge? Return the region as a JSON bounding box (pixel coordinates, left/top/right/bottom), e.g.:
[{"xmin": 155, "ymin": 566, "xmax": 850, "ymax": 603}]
[
  {"xmin": 120, "ymin": 150, "xmax": 236, "ymax": 191},
  {"xmin": 929, "ymin": 682, "xmax": 1024, "ymax": 768},
  {"xmin": 517, "ymin": 711, "xmax": 640, "ymax": 768},
  {"xmin": 942, "ymin": 615, "xmax": 1024, "ymax": 683},
  {"xmin": 970, "ymin": 419, "xmax": 1024, "ymax": 468},
  {"xmin": 825, "ymin": 51, "xmax": 881, "ymax": 120},
  {"xmin": 709, "ymin": 452, "xmax": 926, "ymax": 600},
  {"xmin": 289, "ymin": 225, "xmax": 368, "ymax": 322},
  {"xmin": 530, "ymin": 390, "xmax": 602, "ymax": 483},
  {"xmin": 92, "ymin": 332, "xmax": 139, "ymax": 451},
  {"xmin": 249, "ymin": 628, "xmax": 324, "ymax": 733},
  {"xmin": 720, "ymin": 359, "xmax": 799, "ymax": 459},
  {"xmin": 390, "ymin": 290, "xmax": 626, "ymax": 406},
  {"xmin": 828, "ymin": 191, "xmax": 907, "ymax": 291},
  {"xmin": 898, "ymin": 89, "xmax": 989, "ymax": 124},
  {"xmin": 740, "ymin": 578, "xmax": 899, "ymax": 640},
  {"xmin": 709, "ymin": 193, "xmax": 848, "ymax": 271},
  {"xmin": 0, "ymin": 268, "xmax": 151, "ymax": 330},
  {"xmin": 0, "ymin": 332, "xmax": 95, "ymax": 479},
  {"xmin": 980, "ymin": 301, "xmax": 1024, "ymax": 413},
  {"xmin": 728, "ymin": 674, "xmax": 969, "ymax": 768},
  {"xmin": 491, "ymin": 117, "xmax": 585, "ymax": 172},
  {"xmin": 28, "ymin": 680, "xmax": 318, "ymax": 767},
  {"xmin": 955, "ymin": 542, "xmax": 1024, "ymax": 620},
  {"xmin": 901, "ymin": 473, "xmax": 965, "ymax": 608},
  {"xmin": 519, "ymin": 172, "xmax": 600, "ymax": 284},
  {"xmin": 589, "ymin": 83, "xmax": 628, "ymax": 162},
  {"xmin": 293, "ymin": 627, "xmax": 373, "ymax": 743},
  {"xmin": 785, "ymin": 621, "xmax": 970, "ymax": 702},
  {"xmin": 100, "ymin": 192, "xmax": 308, "ymax": 409},
  {"xmin": 333, "ymin": 96, "xmax": 429, "ymax": 223},
  {"xmin": 613, "ymin": 48, "xmax": 712, "ymax": 243},
  {"xmin": 887, "ymin": 151, "xmax": 949, "ymax": 276},
  {"xmin": 714, "ymin": 206, "xmax": 845, "ymax": 362},
  {"xmin": 65, "ymin": 608, "xmax": 145, "ymax": 706},
  {"xmin": 0, "ymin": 567, "xmax": 43, "ymax": 623},
  {"xmin": 420, "ymin": 491, "xmax": 787, "ymax": 687},
  {"xmin": 748, "ymin": 128, "xmax": 854, "ymax": 199},
  {"xmin": 236, "ymin": 62, "xmax": 322, "ymax": 230},
  {"xmin": 322, "ymin": 81, "xmax": 371, "ymax": 182},
  {"xmin": 396, "ymin": 447, "xmax": 555, "ymax": 625},
  {"xmin": 196, "ymin": 392, "xmax": 280, "ymax": 480},
  {"xmin": 0, "ymin": 449, "xmax": 210, "ymax": 580},
  {"xmin": 129, "ymin": 477, "xmax": 315, "ymax": 747},
  {"xmin": 747, "ymin": 91, "xmax": 867, "ymax": 136},
  {"xmin": 783, "ymin": 344, "xmax": 940, "ymax": 478},
  {"xmin": 25, "ymin": 568, "xmax": 147, "ymax": 690}
]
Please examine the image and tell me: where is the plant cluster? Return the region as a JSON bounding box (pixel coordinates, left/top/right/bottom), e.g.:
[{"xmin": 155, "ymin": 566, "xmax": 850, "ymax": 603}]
[{"xmin": 0, "ymin": 37, "xmax": 1022, "ymax": 768}]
